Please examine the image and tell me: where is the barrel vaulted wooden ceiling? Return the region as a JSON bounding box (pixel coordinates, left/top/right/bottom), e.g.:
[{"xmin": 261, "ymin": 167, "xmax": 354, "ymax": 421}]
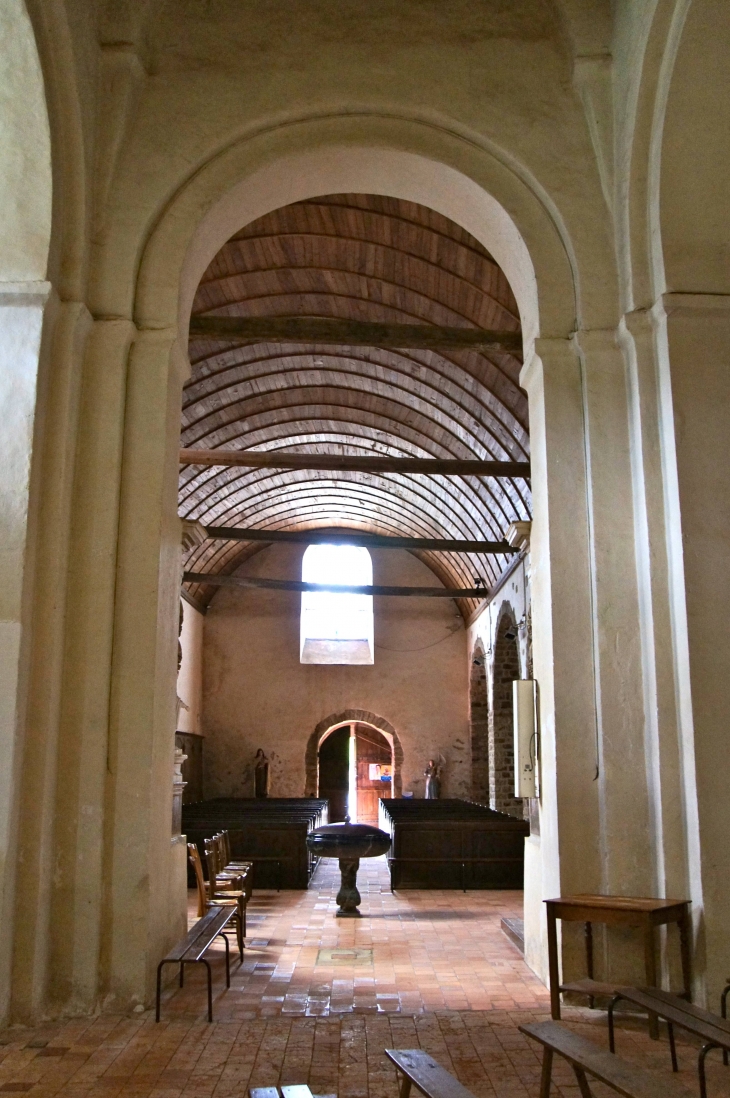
[{"xmin": 180, "ymin": 194, "xmax": 530, "ymax": 617}]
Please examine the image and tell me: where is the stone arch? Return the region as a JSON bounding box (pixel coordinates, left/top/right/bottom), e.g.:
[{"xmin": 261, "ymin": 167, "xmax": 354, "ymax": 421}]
[
  {"xmin": 489, "ymin": 604, "xmax": 523, "ymax": 818},
  {"xmin": 101, "ymin": 120, "xmax": 610, "ymax": 1008},
  {"xmin": 470, "ymin": 640, "xmax": 489, "ymax": 804},
  {"xmin": 305, "ymin": 709, "xmax": 403, "ymax": 799}
]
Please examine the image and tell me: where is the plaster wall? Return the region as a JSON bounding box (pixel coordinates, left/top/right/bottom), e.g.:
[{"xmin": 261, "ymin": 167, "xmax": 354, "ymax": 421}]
[{"xmin": 202, "ymin": 544, "xmax": 468, "ymax": 802}]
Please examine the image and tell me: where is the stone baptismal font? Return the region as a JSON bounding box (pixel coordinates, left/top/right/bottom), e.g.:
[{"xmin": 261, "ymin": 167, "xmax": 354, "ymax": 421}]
[{"xmin": 306, "ymin": 817, "xmax": 391, "ymax": 917}]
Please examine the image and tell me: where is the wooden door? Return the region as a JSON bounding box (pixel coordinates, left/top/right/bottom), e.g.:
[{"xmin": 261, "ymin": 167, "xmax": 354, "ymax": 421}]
[
  {"xmin": 318, "ymin": 725, "xmax": 350, "ymax": 822},
  {"xmin": 355, "ymin": 724, "xmax": 392, "ymax": 825}
]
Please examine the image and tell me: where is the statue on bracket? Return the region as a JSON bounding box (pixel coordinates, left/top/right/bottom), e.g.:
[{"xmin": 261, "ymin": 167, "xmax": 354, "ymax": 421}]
[
  {"xmin": 254, "ymin": 748, "xmax": 270, "ymax": 798},
  {"xmin": 424, "ymin": 757, "xmax": 442, "ymax": 799}
]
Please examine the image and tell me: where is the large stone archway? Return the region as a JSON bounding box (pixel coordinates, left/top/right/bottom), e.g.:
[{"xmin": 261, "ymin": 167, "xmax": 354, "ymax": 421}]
[
  {"xmin": 87, "ymin": 131, "xmax": 606, "ymax": 1005},
  {"xmin": 305, "ymin": 709, "xmax": 404, "ymax": 800}
]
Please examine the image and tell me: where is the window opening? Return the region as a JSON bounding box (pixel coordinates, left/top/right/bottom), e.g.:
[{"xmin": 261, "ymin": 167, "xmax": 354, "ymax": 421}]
[{"xmin": 300, "ymin": 544, "xmax": 374, "ymax": 664}]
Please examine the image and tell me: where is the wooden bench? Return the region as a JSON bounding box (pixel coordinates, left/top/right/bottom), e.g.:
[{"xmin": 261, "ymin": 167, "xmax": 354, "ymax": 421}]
[
  {"xmin": 608, "ymin": 987, "xmax": 730, "ymax": 1098},
  {"xmin": 251, "ymin": 1087, "xmax": 315, "ymax": 1098},
  {"xmin": 155, "ymin": 905, "xmax": 236, "ymax": 1022},
  {"xmin": 520, "ymin": 1020, "xmax": 693, "ymax": 1098},
  {"xmin": 385, "ymin": 1049, "xmax": 477, "ymax": 1098}
]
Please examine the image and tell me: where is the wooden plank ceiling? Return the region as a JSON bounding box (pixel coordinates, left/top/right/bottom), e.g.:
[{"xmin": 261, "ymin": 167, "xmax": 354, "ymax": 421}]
[{"xmin": 180, "ymin": 193, "xmax": 531, "ymax": 616}]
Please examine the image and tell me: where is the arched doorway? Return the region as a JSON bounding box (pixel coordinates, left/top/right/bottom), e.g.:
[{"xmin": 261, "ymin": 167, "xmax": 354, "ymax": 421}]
[
  {"xmin": 470, "ymin": 641, "xmax": 489, "ymax": 804},
  {"xmin": 490, "ymin": 611, "xmax": 523, "ymax": 818},
  {"xmin": 306, "ymin": 710, "xmax": 401, "ymax": 823},
  {"xmin": 317, "ymin": 725, "xmax": 351, "ymax": 823},
  {"xmin": 316, "ymin": 721, "xmax": 394, "ymax": 825}
]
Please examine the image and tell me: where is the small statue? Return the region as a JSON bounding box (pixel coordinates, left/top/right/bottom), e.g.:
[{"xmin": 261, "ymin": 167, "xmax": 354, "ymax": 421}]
[
  {"xmin": 424, "ymin": 758, "xmax": 441, "ymax": 799},
  {"xmin": 254, "ymin": 749, "xmax": 270, "ymax": 798}
]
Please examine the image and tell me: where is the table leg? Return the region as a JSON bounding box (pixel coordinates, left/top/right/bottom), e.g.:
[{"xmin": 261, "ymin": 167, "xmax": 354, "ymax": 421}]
[
  {"xmin": 585, "ymin": 922, "xmax": 594, "ymax": 1007},
  {"xmin": 398, "ymin": 1072, "xmax": 412, "ymax": 1098},
  {"xmin": 678, "ymin": 909, "xmax": 692, "ymax": 1001},
  {"xmin": 644, "ymin": 921, "xmax": 659, "ymax": 1039},
  {"xmin": 546, "ymin": 907, "xmax": 561, "ymax": 1019}
]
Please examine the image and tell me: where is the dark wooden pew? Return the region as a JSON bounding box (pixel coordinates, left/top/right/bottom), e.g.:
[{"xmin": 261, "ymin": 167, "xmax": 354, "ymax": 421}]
[
  {"xmin": 380, "ymin": 798, "xmax": 528, "ymax": 890},
  {"xmin": 183, "ymin": 798, "xmax": 328, "ymax": 889}
]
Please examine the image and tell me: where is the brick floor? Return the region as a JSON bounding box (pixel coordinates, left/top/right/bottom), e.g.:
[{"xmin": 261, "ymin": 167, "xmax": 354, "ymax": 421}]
[
  {"xmin": 1, "ymin": 859, "xmax": 728, "ymax": 1098},
  {"xmin": 2, "ymin": 1011, "xmax": 729, "ymax": 1098},
  {"xmin": 170, "ymin": 856, "xmax": 548, "ymax": 1020}
]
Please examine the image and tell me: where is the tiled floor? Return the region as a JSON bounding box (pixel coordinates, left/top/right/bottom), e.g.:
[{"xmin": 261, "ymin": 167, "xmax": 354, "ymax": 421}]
[
  {"xmin": 1, "ymin": 860, "xmax": 729, "ymax": 1098},
  {"xmin": 2, "ymin": 1009, "xmax": 730, "ymax": 1098},
  {"xmin": 166, "ymin": 856, "xmax": 549, "ymax": 1019}
]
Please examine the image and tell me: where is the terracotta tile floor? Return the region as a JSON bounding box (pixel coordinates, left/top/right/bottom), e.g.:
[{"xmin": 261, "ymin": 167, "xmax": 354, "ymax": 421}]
[
  {"xmin": 2, "ymin": 1010, "xmax": 730, "ymax": 1098},
  {"xmin": 168, "ymin": 856, "xmax": 549, "ymax": 1019},
  {"xmin": 1, "ymin": 859, "xmax": 729, "ymax": 1098}
]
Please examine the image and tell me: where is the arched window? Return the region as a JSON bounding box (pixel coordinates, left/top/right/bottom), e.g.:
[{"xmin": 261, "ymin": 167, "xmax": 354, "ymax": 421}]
[{"xmin": 300, "ymin": 545, "xmax": 374, "ymax": 664}]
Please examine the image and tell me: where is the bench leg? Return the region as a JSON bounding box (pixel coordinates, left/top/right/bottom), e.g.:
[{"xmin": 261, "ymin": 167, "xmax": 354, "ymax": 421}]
[
  {"xmin": 608, "ymin": 993, "xmax": 624, "ymax": 1053},
  {"xmin": 571, "ymin": 1067, "xmax": 594, "ymax": 1098},
  {"xmin": 217, "ymin": 931, "xmax": 231, "ymax": 988},
  {"xmin": 397, "ymin": 1070, "xmax": 412, "ymax": 1098},
  {"xmin": 667, "ymin": 1022, "xmax": 678, "ymax": 1072},
  {"xmin": 180, "ymin": 962, "xmax": 185, "ymax": 987},
  {"xmin": 155, "ymin": 961, "xmax": 167, "ymax": 1023},
  {"xmin": 202, "ymin": 959, "xmax": 213, "ymax": 1022},
  {"xmin": 721, "ymin": 986, "xmax": 729, "ymax": 1065},
  {"xmin": 235, "ymin": 901, "xmax": 244, "ymax": 961},
  {"xmin": 698, "ymin": 1043, "xmax": 718, "ymax": 1098},
  {"xmin": 539, "ymin": 1047, "xmax": 553, "ymax": 1098}
]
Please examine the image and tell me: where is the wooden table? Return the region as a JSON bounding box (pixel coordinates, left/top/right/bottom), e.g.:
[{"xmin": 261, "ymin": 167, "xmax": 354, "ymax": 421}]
[{"xmin": 544, "ymin": 895, "xmax": 692, "ymax": 1030}]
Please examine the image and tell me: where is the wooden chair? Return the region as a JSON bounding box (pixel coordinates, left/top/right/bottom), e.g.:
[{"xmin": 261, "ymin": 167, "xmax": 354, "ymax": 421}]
[
  {"xmin": 211, "ymin": 832, "xmax": 253, "ymax": 894},
  {"xmin": 203, "ymin": 839, "xmax": 250, "ymax": 935},
  {"xmin": 204, "ymin": 836, "xmax": 245, "ymax": 889},
  {"xmin": 187, "ymin": 843, "xmax": 244, "ymax": 958},
  {"xmin": 218, "ymin": 830, "xmax": 254, "ymax": 896}
]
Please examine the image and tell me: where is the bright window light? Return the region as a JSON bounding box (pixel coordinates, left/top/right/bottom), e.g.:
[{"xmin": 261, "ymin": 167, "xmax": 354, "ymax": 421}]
[{"xmin": 300, "ymin": 544, "xmax": 374, "ymax": 664}]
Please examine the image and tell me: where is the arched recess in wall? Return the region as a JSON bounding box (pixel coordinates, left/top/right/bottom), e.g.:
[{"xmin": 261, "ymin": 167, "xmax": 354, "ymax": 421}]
[
  {"xmin": 658, "ymin": 0, "xmax": 730, "ymax": 296},
  {"xmin": 490, "ymin": 605, "xmax": 523, "ymax": 819},
  {"xmin": 305, "ymin": 709, "xmax": 403, "ymax": 799},
  {"xmin": 0, "ymin": 0, "xmax": 52, "ymax": 282},
  {"xmin": 470, "ymin": 640, "xmax": 489, "ymax": 804}
]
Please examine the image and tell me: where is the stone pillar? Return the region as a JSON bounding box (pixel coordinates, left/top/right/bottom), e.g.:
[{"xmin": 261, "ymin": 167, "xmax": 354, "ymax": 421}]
[
  {"xmin": 520, "ymin": 338, "xmax": 601, "ymax": 984},
  {"xmin": 661, "ymin": 293, "xmax": 730, "ymax": 1003},
  {"xmin": 101, "ymin": 328, "xmax": 189, "ymax": 1009},
  {"xmin": 0, "ymin": 281, "xmax": 51, "ymax": 1021}
]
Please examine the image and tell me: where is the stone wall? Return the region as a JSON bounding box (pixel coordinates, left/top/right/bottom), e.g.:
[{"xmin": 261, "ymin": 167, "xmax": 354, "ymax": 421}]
[
  {"xmin": 201, "ymin": 543, "xmax": 468, "ymax": 800},
  {"xmin": 469, "ymin": 643, "xmax": 489, "ymax": 803},
  {"xmin": 489, "ymin": 612, "xmax": 523, "ymax": 817}
]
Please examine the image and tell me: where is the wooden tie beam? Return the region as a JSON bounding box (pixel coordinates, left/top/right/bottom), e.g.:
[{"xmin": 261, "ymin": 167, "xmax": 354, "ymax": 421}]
[
  {"xmin": 188, "ymin": 315, "xmax": 522, "ymax": 353},
  {"xmin": 204, "ymin": 526, "xmax": 519, "ymax": 554},
  {"xmin": 180, "ymin": 449, "xmax": 530, "ymax": 477},
  {"xmin": 183, "ymin": 572, "xmax": 490, "ymax": 599}
]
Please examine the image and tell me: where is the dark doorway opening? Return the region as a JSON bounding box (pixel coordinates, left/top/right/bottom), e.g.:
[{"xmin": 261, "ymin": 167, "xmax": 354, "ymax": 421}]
[
  {"xmin": 318, "ymin": 725, "xmax": 350, "ymax": 822},
  {"xmin": 355, "ymin": 724, "xmax": 392, "ymax": 825}
]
